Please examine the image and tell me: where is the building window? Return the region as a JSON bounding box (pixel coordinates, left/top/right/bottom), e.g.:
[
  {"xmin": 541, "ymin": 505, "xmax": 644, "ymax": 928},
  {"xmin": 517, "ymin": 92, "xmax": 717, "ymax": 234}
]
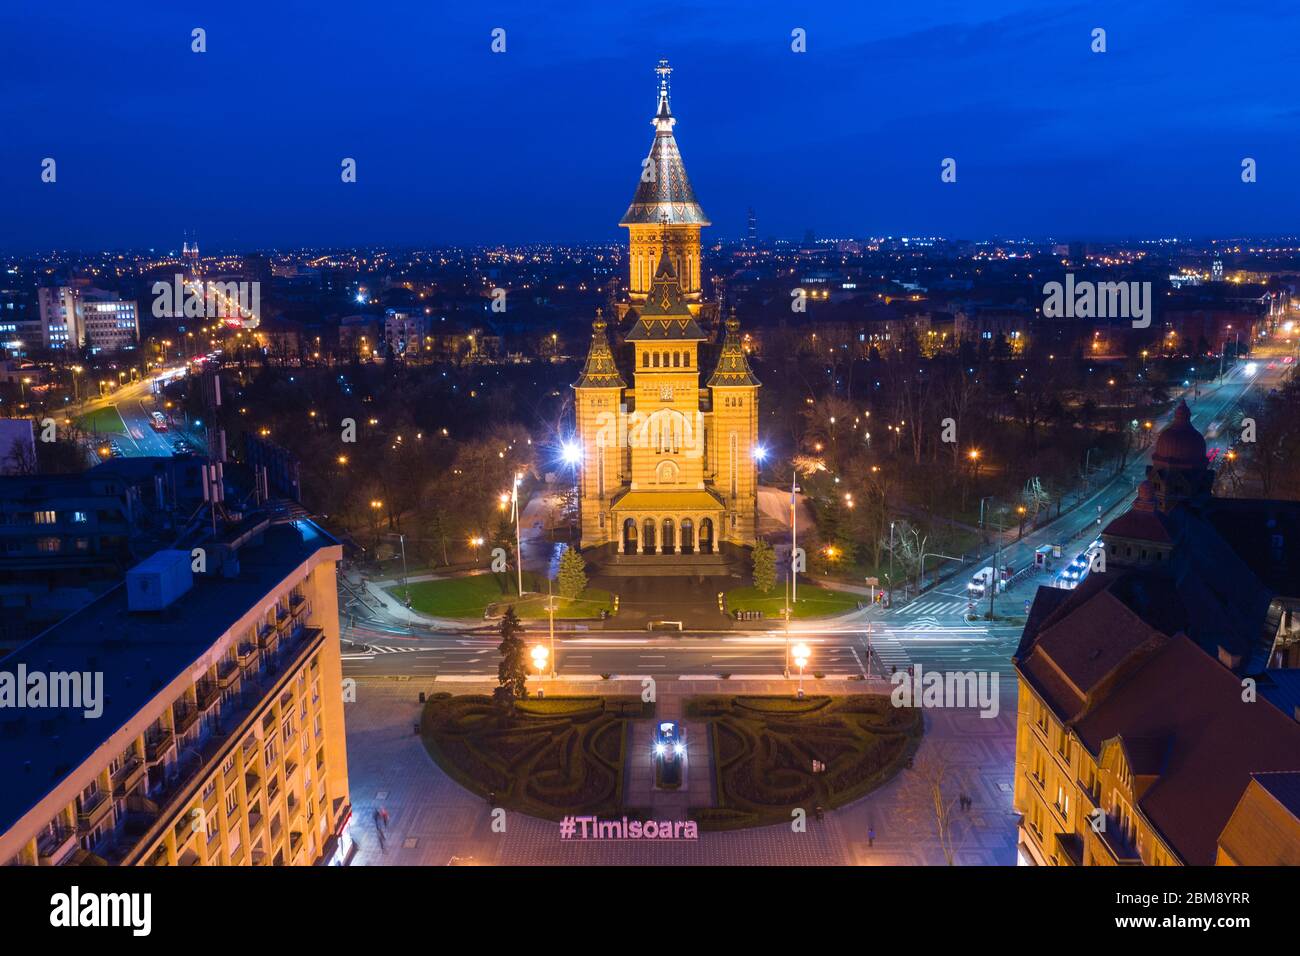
[{"xmin": 34, "ymin": 510, "xmax": 56, "ymax": 524}]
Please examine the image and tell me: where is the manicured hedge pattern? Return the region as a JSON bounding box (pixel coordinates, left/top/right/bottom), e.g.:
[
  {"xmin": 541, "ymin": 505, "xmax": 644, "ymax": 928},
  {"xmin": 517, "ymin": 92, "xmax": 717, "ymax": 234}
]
[
  {"xmin": 684, "ymin": 694, "xmax": 922, "ymax": 831},
  {"xmin": 419, "ymin": 695, "xmax": 652, "ymax": 821}
]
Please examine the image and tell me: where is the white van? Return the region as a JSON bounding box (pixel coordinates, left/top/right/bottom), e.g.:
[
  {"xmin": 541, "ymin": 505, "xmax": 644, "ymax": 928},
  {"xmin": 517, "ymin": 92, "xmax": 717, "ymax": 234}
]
[{"xmin": 968, "ymin": 566, "xmax": 1008, "ymax": 598}]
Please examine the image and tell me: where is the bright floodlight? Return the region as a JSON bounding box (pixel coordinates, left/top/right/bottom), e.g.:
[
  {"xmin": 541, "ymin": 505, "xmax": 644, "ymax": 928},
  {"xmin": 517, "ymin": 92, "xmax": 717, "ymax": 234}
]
[
  {"xmin": 1246, "ymin": 362, "xmax": 1258, "ymax": 375},
  {"xmin": 531, "ymin": 645, "xmax": 549, "ymax": 667},
  {"xmin": 561, "ymin": 441, "xmax": 582, "ymax": 465},
  {"xmin": 792, "ymin": 643, "xmax": 811, "ymax": 667},
  {"xmin": 751, "ymin": 444, "xmax": 769, "ymax": 462}
]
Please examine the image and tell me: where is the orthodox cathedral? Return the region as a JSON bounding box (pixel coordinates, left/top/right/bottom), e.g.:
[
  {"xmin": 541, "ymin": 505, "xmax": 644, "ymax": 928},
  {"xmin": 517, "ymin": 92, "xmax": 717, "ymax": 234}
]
[{"xmin": 572, "ymin": 61, "xmax": 760, "ymax": 563}]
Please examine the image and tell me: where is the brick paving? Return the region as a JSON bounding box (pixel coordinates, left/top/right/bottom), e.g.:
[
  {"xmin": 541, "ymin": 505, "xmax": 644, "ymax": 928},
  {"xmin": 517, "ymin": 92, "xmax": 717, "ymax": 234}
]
[{"xmin": 344, "ymin": 677, "xmax": 1018, "ymax": 866}]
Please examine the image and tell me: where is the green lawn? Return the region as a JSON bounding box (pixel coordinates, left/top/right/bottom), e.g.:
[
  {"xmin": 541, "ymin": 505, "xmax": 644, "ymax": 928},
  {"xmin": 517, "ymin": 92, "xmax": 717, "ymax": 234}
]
[
  {"xmin": 77, "ymin": 404, "xmax": 128, "ymax": 436},
  {"xmin": 726, "ymin": 582, "xmax": 861, "ymax": 619},
  {"xmin": 393, "ymin": 571, "xmax": 612, "ymax": 620}
]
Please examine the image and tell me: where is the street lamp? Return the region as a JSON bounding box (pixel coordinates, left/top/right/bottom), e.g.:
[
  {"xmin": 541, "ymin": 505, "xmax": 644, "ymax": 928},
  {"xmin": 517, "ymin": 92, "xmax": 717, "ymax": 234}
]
[
  {"xmin": 530, "ymin": 644, "xmax": 549, "ymax": 697},
  {"xmin": 792, "ymin": 642, "xmax": 811, "ymax": 698},
  {"xmin": 510, "ymin": 472, "xmax": 524, "ymax": 597}
]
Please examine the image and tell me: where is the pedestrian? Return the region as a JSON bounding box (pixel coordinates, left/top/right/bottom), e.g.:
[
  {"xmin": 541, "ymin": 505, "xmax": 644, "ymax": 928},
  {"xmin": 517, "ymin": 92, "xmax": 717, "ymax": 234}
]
[
  {"xmin": 380, "ymin": 806, "xmax": 390, "ymax": 828},
  {"xmin": 867, "ymin": 825, "xmax": 875, "ymax": 847},
  {"xmin": 375, "ymin": 822, "xmax": 386, "ymax": 851}
]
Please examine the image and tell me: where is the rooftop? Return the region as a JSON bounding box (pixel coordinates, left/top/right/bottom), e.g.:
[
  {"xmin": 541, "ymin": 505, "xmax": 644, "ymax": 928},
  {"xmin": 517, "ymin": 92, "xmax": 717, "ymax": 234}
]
[{"xmin": 0, "ymin": 517, "xmax": 338, "ymax": 836}]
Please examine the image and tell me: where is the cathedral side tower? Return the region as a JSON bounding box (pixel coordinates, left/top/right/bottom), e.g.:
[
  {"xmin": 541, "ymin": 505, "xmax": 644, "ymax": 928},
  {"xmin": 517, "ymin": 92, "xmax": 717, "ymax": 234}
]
[
  {"xmin": 572, "ymin": 310, "xmax": 626, "ymax": 546},
  {"xmin": 708, "ymin": 309, "xmax": 761, "ymax": 544}
]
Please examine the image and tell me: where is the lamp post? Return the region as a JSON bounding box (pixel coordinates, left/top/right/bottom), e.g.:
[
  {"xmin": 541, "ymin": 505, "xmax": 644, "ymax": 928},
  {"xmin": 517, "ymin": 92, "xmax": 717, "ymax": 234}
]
[
  {"xmin": 530, "ymin": 644, "xmax": 549, "ymax": 697},
  {"xmin": 792, "ymin": 642, "xmax": 811, "ymax": 698},
  {"xmin": 510, "ymin": 472, "xmax": 524, "ymax": 597},
  {"xmin": 888, "ymin": 520, "xmax": 896, "ymax": 603},
  {"xmin": 397, "ymin": 532, "xmax": 411, "ymax": 631},
  {"xmin": 546, "ymin": 577, "xmax": 557, "ymax": 678},
  {"xmin": 790, "ymin": 470, "xmax": 799, "ymax": 606}
]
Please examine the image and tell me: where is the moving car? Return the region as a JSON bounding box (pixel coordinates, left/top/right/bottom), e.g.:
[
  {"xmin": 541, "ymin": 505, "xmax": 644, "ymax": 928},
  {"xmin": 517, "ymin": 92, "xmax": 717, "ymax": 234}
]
[
  {"xmin": 1054, "ymin": 538, "xmax": 1104, "ymax": 590},
  {"xmin": 653, "ymin": 720, "xmax": 685, "ymax": 788}
]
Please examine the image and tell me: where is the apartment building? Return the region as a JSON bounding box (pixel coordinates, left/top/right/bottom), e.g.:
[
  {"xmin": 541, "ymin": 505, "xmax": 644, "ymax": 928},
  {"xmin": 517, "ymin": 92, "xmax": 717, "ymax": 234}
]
[
  {"xmin": 0, "ymin": 514, "xmax": 353, "ymax": 866},
  {"xmin": 383, "ymin": 308, "xmax": 430, "ymax": 358},
  {"xmin": 1013, "ymin": 402, "xmax": 1300, "ymax": 865},
  {"xmin": 36, "ymin": 285, "xmax": 139, "ymax": 353}
]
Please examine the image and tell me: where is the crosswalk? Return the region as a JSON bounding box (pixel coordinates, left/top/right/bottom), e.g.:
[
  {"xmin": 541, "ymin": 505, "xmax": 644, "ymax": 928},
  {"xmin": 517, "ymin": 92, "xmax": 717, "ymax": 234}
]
[
  {"xmin": 343, "ymin": 643, "xmax": 425, "ymax": 656},
  {"xmin": 865, "ymin": 632, "xmax": 912, "ymax": 672},
  {"xmin": 897, "ymin": 599, "xmax": 969, "ymax": 617},
  {"xmin": 891, "ymin": 599, "xmax": 970, "ymax": 631}
]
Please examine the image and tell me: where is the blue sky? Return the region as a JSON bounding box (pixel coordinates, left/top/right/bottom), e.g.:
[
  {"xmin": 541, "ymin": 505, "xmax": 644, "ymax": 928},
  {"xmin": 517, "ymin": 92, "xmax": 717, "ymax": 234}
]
[{"xmin": 1, "ymin": 0, "xmax": 1297, "ymax": 249}]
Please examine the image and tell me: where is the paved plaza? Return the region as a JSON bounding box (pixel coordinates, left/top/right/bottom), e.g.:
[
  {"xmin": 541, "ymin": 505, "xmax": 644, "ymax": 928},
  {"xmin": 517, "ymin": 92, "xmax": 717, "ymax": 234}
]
[{"xmin": 344, "ymin": 676, "xmax": 1019, "ymax": 866}]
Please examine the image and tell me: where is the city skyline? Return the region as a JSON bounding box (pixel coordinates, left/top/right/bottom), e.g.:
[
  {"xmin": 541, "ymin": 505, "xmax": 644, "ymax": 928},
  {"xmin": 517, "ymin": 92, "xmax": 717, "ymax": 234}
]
[{"xmin": 5, "ymin": 1, "xmax": 1300, "ymax": 250}]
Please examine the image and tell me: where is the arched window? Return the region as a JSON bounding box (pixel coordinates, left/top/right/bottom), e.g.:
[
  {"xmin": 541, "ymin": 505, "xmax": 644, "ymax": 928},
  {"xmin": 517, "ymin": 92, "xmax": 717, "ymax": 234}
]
[
  {"xmin": 652, "ymin": 352, "xmax": 660, "ymax": 368},
  {"xmin": 683, "ymin": 350, "xmax": 690, "ymax": 367},
  {"xmin": 642, "ymin": 351, "xmax": 649, "ymax": 368},
  {"xmin": 672, "ymin": 352, "xmax": 680, "ymax": 368}
]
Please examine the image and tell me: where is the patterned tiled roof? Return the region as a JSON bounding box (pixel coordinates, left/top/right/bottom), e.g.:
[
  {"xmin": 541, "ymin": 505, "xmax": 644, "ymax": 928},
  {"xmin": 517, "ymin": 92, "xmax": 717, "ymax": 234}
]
[
  {"xmin": 573, "ymin": 310, "xmax": 626, "ymax": 388},
  {"xmin": 708, "ymin": 310, "xmax": 760, "ymax": 387},
  {"xmin": 619, "ymin": 62, "xmax": 709, "ymax": 227}
]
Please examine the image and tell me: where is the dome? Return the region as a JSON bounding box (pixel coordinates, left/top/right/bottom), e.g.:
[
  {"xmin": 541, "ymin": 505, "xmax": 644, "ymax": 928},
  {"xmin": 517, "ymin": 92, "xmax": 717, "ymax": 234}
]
[{"xmin": 1152, "ymin": 400, "xmax": 1206, "ymax": 471}]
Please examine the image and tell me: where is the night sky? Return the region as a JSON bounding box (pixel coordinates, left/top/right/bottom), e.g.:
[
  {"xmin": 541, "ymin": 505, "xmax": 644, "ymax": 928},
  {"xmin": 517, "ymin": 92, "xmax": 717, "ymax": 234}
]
[{"xmin": 2, "ymin": 0, "xmax": 1297, "ymax": 250}]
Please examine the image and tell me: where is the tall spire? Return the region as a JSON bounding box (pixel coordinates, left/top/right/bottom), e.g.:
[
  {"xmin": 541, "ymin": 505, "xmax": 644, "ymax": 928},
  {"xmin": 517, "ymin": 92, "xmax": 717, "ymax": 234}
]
[
  {"xmin": 573, "ymin": 309, "xmax": 626, "ymax": 388},
  {"xmin": 620, "ymin": 59, "xmax": 709, "ymax": 227},
  {"xmin": 654, "ymin": 58, "xmax": 674, "ymax": 128}
]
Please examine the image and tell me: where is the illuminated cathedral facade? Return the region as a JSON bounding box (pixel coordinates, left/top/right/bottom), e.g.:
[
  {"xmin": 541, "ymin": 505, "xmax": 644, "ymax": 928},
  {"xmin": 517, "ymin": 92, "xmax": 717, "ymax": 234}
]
[{"xmin": 572, "ymin": 61, "xmax": 760, "ymax": 561}]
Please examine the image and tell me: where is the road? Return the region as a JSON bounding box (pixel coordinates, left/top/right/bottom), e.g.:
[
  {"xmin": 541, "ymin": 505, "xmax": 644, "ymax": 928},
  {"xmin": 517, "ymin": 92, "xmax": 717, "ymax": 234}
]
[
  {"xmin": 340, "ymin": 358, "xmax": 1285, "ymax": 686},
  {"xmin": 932, "ymin": 358, "xmax": 1286, "ymax": 590},
  {"xmin": 77, "ymin": 364, "xmax": 197, "ymax": 459}
]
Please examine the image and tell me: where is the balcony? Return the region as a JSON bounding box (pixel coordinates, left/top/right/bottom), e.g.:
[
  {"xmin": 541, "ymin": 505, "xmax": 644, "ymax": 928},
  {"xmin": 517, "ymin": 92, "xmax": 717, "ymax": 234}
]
[
  {"xmin": 1093, "ymin": 816, "xmax": 1143, "ymax": 865},
  {"xmin": 196, "ymin": 680, "xmax": 220, "ymax": 712},
  {"xmin": 37, "ymin": 827, "xmax": 78, "ymax": 865},
  {"xmin": 145, "ymin": 729, "xmax": 175, "ymax": 766},
  {"xmin": 248, "ymin": 812, "xmax": 265, "ymax": 842},
  {"xmin": 173, "ymin": 703, "xmax": 199, "ymax": 735},
  {"xmin": 286, "ymin": 793, "xmax": 304, "ymax": 827},
  {"xmin": 245, "ymin": 769, "xmax": 262, "ymax": 796},
  {"xmin": 216, "ymin": 658, "xmax": 240, "ymax": 687},
  {"xmin": 1055, "ymin": 832, "xmax": 1084, "ymax": 866},
  {"xmin": 111, "ymin": 755, "xmax": 145, "ymax": 797},
  {"xmin": 76, "ymin": 790, "xmax": 112, "ymax": 830}
]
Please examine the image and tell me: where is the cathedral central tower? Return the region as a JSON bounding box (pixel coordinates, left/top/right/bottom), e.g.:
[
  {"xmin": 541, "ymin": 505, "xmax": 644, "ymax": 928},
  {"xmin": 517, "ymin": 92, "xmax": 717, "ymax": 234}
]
[{"xmin": 619, "ymin": 59, "xmax": 709, "ymax": 304}]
